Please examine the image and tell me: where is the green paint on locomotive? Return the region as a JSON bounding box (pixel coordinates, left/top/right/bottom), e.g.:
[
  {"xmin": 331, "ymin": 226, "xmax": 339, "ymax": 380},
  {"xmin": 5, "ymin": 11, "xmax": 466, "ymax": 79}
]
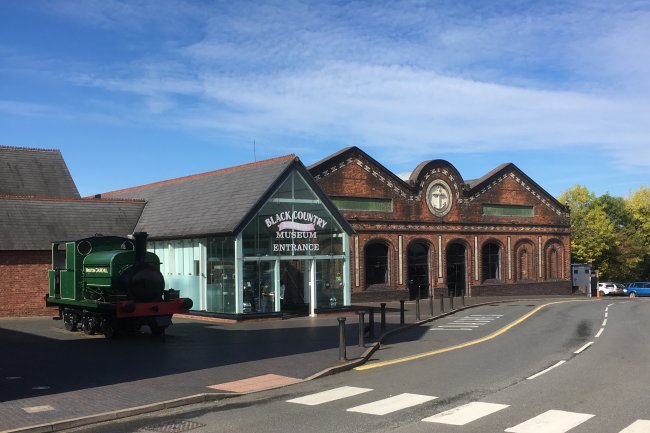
[{"xmin": 47, "ymin": 235, "xmax": 161, "ymax": 308}]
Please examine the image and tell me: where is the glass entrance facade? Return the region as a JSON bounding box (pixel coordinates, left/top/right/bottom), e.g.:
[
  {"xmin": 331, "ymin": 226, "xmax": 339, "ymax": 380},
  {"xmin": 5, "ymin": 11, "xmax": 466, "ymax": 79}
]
[{"xmin": 149, "ymin": 169, "xmax": 350, "ymax": 316}]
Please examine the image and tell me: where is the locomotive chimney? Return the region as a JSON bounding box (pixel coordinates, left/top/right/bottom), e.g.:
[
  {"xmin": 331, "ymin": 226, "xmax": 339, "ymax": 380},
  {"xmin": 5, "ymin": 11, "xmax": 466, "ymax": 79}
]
[{"xmin": 132, "ymin": 232, "xmax": 148, "ymax": 263}]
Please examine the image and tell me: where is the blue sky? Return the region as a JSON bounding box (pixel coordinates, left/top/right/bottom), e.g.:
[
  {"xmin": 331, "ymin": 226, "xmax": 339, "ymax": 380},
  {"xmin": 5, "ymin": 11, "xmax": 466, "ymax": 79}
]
[{"xmin": 1, "ymin": 0, "xmax": 648, "ymax": 198}]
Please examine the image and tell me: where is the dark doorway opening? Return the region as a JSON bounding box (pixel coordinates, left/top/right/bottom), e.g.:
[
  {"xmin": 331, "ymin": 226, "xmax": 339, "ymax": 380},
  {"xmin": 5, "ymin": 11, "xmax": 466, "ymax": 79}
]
[
  {"xmin": 446, "ymin": 243, "xmax": 467, "ymax": 297},
  {"xmin": 407, "ymin": 242, "xmax": 429, "ymax": 299},
  {"xmin": 280, "ymin": 260, "xmax": 307, "ymax": 313},
  {"xmin": 365, "ymin": 243, "xmax": 389, "ymax": 287}
]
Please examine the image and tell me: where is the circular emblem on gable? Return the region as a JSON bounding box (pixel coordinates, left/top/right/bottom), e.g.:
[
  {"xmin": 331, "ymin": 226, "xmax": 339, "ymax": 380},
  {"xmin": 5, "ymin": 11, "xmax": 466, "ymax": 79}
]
[{"xmin": 426, "ymin": 179, "xmax": 452, "ymax": 217}]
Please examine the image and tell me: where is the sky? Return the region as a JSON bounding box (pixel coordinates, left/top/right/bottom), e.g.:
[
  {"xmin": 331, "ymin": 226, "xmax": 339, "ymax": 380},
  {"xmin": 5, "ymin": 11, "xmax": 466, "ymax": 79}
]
[{"xmin": 1, "ymin": 0, "xmax": 649, "ymax": 199}]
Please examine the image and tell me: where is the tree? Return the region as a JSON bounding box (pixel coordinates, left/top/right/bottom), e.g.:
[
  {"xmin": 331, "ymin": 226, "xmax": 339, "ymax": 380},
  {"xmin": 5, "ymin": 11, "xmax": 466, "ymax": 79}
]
[
  {"xmin": 559, "ymin": 185, "xmax": 616, "ymax": 275},
  {"xmin": 559, "ymin": 184, "xmax": 650, "ymax": 282}
]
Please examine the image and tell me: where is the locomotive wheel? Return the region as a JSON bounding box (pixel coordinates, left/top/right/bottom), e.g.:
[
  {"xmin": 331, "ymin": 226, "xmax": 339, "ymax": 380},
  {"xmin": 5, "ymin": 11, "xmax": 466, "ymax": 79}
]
[
  {"xmin": 64, "ymin": 319, "xmax": 77, "ymax": 332},
  {"xmin": 149, "ymin": 324, "xmax": 167, "ymax": 336},
  {"xmin": 63, "ymin": 314, "xmax": 77, "ymax": 332},
  {"xmin": 102, "ymin": 321, "xmax": 117, "ymax": 339},
  {"xmin": 81, "ymin": 318, "xmax": 95, "ymax": 335}
]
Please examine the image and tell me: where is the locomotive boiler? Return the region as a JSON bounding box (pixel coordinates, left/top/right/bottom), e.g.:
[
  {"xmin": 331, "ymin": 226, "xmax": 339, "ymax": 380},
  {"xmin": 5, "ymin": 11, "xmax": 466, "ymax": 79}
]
[{"xmin": 46, "ymin": 232, "xmax": 193, "ymax": 338}]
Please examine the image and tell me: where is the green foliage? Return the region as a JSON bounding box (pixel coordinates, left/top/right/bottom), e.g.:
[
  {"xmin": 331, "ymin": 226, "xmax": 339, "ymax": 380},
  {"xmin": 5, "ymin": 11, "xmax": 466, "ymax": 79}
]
[{"xmin": 559, "ymin": 184, "xmax": 650, "ymax": 282}]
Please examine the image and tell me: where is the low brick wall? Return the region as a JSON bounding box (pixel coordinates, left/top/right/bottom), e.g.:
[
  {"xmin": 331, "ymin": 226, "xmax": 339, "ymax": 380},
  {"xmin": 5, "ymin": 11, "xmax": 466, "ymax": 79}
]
[
  {"xmin": 469, "ymin": 280, "xmax": 573, "ymax": 297},
  {"xmin": 0, "ymin": 250, "xmax": 54, "ymax": 317}
]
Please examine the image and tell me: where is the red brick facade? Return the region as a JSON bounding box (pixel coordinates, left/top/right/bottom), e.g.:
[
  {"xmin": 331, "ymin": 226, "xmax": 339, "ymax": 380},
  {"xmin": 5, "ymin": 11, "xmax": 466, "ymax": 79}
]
[
  {"xmin": 311, "ymin": 147, "xmax": 572, "ymax": 300},
  {"xmin": 0, "ymin": 251, "xmax": 55, "ymax": 317}
]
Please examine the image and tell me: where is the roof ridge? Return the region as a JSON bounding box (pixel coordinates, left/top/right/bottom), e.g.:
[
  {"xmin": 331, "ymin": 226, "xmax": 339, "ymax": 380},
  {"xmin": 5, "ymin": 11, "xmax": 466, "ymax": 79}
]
[
  {"xmin": 102, "ymin": 154, "xmax": 297, "ymax": 197},
  {"xmin": 0, "ymin": 194, "xmax": 145, "ymax": 204},
  {"xmin": 0, "ymin": 145, "xmax": 60, "ymax": 153}
]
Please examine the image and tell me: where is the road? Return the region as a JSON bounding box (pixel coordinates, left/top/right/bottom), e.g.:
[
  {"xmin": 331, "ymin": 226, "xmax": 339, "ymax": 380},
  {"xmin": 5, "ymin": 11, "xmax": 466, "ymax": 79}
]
[{"xmin": 71, "ymin": 298, "xmax": 650, "ymax": 433}]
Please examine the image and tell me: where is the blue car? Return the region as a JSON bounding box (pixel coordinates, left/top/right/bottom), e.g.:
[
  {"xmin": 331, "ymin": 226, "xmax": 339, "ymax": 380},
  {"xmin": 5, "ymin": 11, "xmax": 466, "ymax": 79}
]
[{"xmin": 625, "ymin": 282, "xmax": 650, "ymax": 297}]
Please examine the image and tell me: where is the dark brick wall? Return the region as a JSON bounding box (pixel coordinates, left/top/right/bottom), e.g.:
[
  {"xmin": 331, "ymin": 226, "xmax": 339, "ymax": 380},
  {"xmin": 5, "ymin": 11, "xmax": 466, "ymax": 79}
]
[{"xmin": 0, "ymin": 251, "xmax": 55, "ymax": 317}]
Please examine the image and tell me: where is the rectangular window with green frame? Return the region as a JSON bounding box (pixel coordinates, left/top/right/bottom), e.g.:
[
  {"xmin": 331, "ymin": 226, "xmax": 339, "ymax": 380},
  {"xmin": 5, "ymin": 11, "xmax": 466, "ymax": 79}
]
[
  {"xmin": 482, "ymin": 204, "xmax": 534, "ymax": 217},
  {"xmin": 330, "ymin": 196, "xmax": 393, "ymax": 212}
]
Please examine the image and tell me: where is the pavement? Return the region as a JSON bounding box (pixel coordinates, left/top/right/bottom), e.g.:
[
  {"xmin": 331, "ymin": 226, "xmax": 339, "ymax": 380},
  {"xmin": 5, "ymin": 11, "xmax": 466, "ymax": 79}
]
[{"xmin": 0, "ymin": 295, "xmax": 585, "ymax": 433}]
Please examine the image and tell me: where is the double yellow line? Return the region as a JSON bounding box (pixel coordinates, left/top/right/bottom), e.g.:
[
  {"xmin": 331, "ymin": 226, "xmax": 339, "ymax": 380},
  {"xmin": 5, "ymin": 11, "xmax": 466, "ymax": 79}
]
[{"xmin": 355, "ymin": 300, "xmax": 583, "ymax": 371}]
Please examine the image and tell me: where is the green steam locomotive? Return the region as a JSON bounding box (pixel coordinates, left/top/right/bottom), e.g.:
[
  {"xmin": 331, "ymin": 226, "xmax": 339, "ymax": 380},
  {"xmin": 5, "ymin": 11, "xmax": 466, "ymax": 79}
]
[{"xmin": 46, "ymin": 232, "xmax": 193, "ymax": 338}]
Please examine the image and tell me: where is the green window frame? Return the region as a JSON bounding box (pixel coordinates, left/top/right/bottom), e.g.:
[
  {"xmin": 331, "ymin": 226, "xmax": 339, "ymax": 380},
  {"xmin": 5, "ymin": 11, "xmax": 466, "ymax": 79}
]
[
  {"xmin": 330, "ymin": 196, "xmax": 393, "ymax": 212},
  {"xmin": 482, "ymin": 204, "xmax": 534, "ymax": 217}
]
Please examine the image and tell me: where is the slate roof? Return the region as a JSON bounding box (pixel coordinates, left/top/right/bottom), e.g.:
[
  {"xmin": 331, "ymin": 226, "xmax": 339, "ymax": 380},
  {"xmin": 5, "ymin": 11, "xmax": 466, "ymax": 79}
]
[
  {"xmin": 0, "ymin": 197, "xmax": 145, "ymax": 250},
  {"xmin": 0, "ymin": 146, "xmax": 80, "ymax": 198},
  {"xmin": 102, "ymin": 155, "xmax": 298, "ymax": 239}
]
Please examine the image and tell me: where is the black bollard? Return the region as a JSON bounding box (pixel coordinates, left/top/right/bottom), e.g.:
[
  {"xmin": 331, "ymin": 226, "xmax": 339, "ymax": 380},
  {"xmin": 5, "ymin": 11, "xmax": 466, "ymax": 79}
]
[
  {"xmin": 338, "ymin": 317, "xmax": 347, "ymax": 361},
  {"xmin": 450, "ymin": 295, "xmax": 454, "ymax": 310},
  {"xmin": 380, "ymin": 303, "xmax": 387, "ymax": 331},
  {"xmin": 440, "ymin": 293, "xmax": 444, "ymax": 312},
  {"xmin": 415, "ymin": 297, "xmax": 421, "ymax": 321},
  {"xmin": 358, "ymin": 311, "xmax": 366, "ymax": 347},
  {"xmin": 429, "ymin": 295, "xmax": 434, "ymax": 316},
  {"xmin": 462, "ymin": 295, "xmax": 466, "ymax": 307},
  {"xmin": 399, "ymin": 299, "xmax": 405, "ymax": 326},
  {"xmin": 368, "ymin": 307, "xmax": 375, "ymax": 339}
]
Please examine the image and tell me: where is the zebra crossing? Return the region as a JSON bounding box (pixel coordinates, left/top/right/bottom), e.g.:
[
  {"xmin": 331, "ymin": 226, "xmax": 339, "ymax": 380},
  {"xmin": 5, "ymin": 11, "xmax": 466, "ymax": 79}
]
[
  {"xmin": 287, "ymin": 385, "xmax": 647, "ymax": 432},
  {"xmin": 430, "ymin": 314, "xmax": 504, "ymax": 331}
]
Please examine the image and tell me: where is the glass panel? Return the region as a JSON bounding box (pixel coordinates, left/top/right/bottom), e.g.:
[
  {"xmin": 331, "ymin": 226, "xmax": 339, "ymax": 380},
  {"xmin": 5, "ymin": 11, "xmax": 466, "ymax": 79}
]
[
  {"xmin": 243, "ymin": 261, "xmax": 277, "ymax": 313},
  {"xmin": 482, "ymin": 204, "xmax": 534, "ymax": 217},
  {"xmin": 206, "ymin": 236, "xmax": 236, "ymax": 313},
  {"xmin": 316, "ymin": 259, "xmax": 344, "ymax": 310},
  {"xmin": 331, "ymin": 196, "xmax": 393, "ymax": 212},
  {"xmin": 242, "ymin": 170, "xmax": 346, "ymax": 258}
]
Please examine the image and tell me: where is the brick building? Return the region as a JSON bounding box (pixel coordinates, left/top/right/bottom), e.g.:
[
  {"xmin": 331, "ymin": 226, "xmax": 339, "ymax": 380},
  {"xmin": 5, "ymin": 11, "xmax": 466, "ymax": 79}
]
[
  {"xmin": 309, "ymin": 147, "xmax": 572, "ymax": 301},
  {"xmin": 0, "ymin": 147, "xmax": 143, "ymax": 316}
]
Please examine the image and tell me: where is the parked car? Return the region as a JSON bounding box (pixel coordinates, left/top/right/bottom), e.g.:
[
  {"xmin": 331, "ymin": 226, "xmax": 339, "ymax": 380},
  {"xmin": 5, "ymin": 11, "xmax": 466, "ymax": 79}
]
[
  {"xmin": 625, "ymin": 282, "xmax": 650, "ymax": 297},
  {"xmin": 597, "ymin": 282, "xmax": 625, "ymax": 296}
]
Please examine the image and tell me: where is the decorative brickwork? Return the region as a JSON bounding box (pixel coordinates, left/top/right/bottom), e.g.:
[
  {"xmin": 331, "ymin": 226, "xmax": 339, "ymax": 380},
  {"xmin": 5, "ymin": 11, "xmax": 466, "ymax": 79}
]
[{"xmin": 311, "ymin": 147, "xmax": 571, "ymax": 299}]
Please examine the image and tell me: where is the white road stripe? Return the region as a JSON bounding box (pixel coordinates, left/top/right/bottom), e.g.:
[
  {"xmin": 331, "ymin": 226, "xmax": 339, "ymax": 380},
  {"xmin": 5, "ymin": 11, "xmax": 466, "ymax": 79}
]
[
  {"xmin": 287, "ymin": 386, "xmax": 372, "ymax": 405},
  {"xmin": 527, "ymin": 361, "xmax": 566, "ymax": 380},
  {"xmin": 422, "ymin": 402, "xmax": 509, "ymax": 425},
  {"xmin": 574, "ymin": 342, "xmax": 594, "ymax": 354},
  {"xmin": 347, "ymin": 393, "xmax": 437, "ymax": 415},
  {"xmin": 619, "ymin": 420, "xmax": 650, "ymax": 432},
  {"xmin": 602, "ymin": 318, "xmax": 608, "ymax": 326},
  {"xmin": 607, "ymin": 303, "xmax": 615, "ymax": 307},
  {"xmin": 22, "ymin": 405, "xmax": 55, "ymax": 414},
  {"xmin": 605, "ymin": 312, "xmax": 608, "ymax": 318},
  {"xmin": 470, "ymin": 314, "xmax": 503, "ymax": 317},
  {"xmin": 595, "ymin": 328, "xmax": 604, "ymax": 338},
  {"xmin": 505, "ymin": 409, "xmax": 595, "ymax": 433},
  {"xmin": 439, "ymin": 324, "xmax": 480, "ymax": 328}
]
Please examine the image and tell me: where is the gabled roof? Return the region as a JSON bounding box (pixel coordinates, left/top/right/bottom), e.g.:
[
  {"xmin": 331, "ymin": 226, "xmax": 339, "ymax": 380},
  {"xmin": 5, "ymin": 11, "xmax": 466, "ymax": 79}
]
[
  {"xmin": 0, "ymin": 197, "xmax": 144, "ymax": 250},
  {"xmin": 102, "ymin": 155, "xmax": 299, "ymax": 238},
  {"xmin": 0, "ymin": 146, "xmax": 80, "ymax": 198}
]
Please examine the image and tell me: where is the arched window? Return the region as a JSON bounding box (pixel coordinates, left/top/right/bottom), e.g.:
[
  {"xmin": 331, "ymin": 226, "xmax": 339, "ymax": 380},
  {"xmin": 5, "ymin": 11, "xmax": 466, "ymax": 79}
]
[
  {"xmin": 446, "ymin": 242, "xmax": 467, "ymax": 297},
  {"xmin": 549, "ymin": 248, "xmax": 560, "ymax": 280},
  {"xmin": 407, "ymin": 241, "xmax": 429, "ymax": 299},
  {"xmin": 481, "ymin": 242, "xmax": 501, "ymax": 282},
  {"xmin": 544, "ymin": 240, "xmax": 564, "ymax": 280}
]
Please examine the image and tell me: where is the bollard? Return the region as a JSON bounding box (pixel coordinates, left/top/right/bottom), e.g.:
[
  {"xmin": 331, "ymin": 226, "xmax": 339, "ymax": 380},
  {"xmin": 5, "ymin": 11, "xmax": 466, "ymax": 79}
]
[
  {"xmin": 358, "ymin": 311, "xmax": 366, "ymax": 347},
  {"xmin": 429, "ymin": 295, "xmax": 434, "ymax": 316},
  {"xmin": 399, "ymin": 299, "xmax": 405, "ymax": 326},
  {"xmin": 440, "ymin": 293, "xmax": 445, "ymax": 312},
  {"xmin": 338, "ymin": 317, "xmax": 347, "ymax": 361},
  {"xmin": 380, "ymin": 303, "xmax": 387, "ymax": 331},
  {"xmin": 462, "ymin": 295, "xmax": 466, "ymax": 307},
  {"xmin": 368, "ymin": 307, "xmax": 375, "ymax": 339},
  {"xmin": 415, "ymin": 297, "xmax": 421, "ymax": 321},
  {"xmin": 450, "ymin": 295, "xmax": 454, "ymax": 310}
]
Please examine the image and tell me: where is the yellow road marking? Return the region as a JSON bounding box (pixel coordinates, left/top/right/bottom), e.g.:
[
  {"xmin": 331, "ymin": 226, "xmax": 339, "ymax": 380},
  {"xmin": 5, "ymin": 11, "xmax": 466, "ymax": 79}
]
[{"xmin": 355, "ymin": 300, "xmax": 585, "ymax": 371}]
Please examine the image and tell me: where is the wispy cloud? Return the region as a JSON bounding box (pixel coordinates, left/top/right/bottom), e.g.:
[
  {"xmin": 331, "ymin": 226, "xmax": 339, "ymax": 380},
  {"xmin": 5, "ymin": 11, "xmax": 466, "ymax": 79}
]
[{"xmin": 3, "ymin": 0, "xmax": 650, "ymax": 173}]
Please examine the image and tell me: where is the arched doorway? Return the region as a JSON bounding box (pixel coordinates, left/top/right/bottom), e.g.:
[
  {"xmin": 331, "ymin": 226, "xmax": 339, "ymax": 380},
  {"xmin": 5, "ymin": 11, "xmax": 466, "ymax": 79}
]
[
  {"xmin": 446, "ymin": 243, "xmax": 467, "ymax": 297},
  {"xmin": 407, "ymin": 241, "xmax": 429, "ymax": 299},
  {"xmin": 365, "ymin": 242, "xmax": 389, "ymax": 287}
]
